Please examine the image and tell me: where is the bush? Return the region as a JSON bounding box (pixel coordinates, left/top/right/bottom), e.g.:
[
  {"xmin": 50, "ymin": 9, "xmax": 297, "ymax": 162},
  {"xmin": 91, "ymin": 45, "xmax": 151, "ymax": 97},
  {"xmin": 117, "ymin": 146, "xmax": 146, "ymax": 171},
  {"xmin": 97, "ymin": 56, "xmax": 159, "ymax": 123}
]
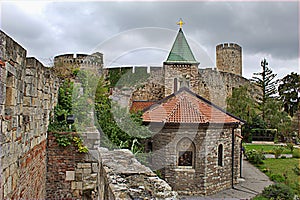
[
  {"xmin": 270, "ymin": 174, "xmax": 285, "ymax": 183},
  {"xmin": 272, "ymin": 146, "xmax": 284, "ymax": 159},
  {"xmin": 261, "ymin": 183, "xmax": 295, "ymax": 200},
  {"xmin": 292, "ymin": 148, "xmax": 300, "ymax": 158},
  {"xmin": 292, "ymin": 165, "xmax": 300, "ymax": 176},
  {"xmin": 286, "ymin": 143, "xmax": 294, "ymax": 153},
  {"xmin": 245, "ymin": 149, "xmax": 265, "ymax": 165}
]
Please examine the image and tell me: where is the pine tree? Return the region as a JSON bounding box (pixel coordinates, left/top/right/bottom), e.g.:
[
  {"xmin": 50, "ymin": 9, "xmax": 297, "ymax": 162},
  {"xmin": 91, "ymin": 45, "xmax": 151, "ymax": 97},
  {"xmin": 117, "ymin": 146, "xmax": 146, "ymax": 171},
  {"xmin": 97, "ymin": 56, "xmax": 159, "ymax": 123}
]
[
  {"xmin": 251, "ymin": 58, "xmax": 278, "ymax": 121},
  {"xmin": 278, "ymin": 72, "xmax": 300, "ymax": 117}
]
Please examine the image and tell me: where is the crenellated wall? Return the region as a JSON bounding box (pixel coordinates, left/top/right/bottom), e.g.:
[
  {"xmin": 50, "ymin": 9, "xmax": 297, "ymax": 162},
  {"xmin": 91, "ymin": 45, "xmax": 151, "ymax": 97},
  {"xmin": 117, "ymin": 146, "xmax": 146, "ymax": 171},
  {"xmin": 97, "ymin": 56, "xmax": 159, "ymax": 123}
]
[{"xmin": 0, "ymin": 30, "xmax": 59, "ymax": 199}]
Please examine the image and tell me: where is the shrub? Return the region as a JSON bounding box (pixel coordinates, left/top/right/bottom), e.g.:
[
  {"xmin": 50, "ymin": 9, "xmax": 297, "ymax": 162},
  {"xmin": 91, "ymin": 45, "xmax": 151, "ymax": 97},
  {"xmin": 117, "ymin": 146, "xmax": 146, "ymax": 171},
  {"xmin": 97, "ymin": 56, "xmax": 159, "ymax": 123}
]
[
  {"xmin": 272, "ymin": 146, "xmax": 284, "ymax": 159},
  {"xmin": 270, "ymin": 174, "xmax": 285, "ymax": 183},
  {"xmin": 281, "ymin": 155, "xmax": 286, "ymax": 159},
  {"xmin": 261, "ymin": 183, "xmax": 295, "ymax": 200},
  {"xmin": 292, "ymin": 148, "xmax": 300, "ymax": 158},
  {"xmin": 245, "ymin": 149, "xmax": 265, "ymax": 165},
  {"xmin": 286, "ymin": 143, "xmax": 294, "ymax": 153},
  {"xmin": 292, "ymin": 165, "xmax": 300, "ymax": 176}
]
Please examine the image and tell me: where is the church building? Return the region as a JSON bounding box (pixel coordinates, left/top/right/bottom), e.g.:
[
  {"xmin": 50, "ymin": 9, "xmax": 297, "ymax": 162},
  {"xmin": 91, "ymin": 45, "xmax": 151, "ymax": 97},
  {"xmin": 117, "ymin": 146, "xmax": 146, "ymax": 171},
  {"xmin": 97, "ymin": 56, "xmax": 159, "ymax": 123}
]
[{"xmin": 131, "ymin": 20, "xmax": 244, "ymax": 196}]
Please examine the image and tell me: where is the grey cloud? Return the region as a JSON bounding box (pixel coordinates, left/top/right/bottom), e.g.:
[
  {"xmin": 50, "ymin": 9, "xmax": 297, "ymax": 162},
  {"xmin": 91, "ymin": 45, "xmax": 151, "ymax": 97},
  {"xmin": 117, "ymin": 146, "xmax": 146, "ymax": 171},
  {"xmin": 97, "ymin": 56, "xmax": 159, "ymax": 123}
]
[{"xmin": 0, "ymin": 1, "xmax": 298, "ymax": 76}]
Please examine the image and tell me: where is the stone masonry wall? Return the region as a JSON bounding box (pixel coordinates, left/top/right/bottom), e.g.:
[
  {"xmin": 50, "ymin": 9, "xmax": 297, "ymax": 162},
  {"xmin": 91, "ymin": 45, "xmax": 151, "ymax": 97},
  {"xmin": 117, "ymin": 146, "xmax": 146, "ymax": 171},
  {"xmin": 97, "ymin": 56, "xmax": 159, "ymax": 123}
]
[
  {"xmin": 98, "ymin": 147, "xmax": 178, "ymax": 200},
  {"xmin": 164, "ymin": 64, "xmax": 200, "ymax": 97},
  {"xmin": 0, "ymin": 30, "xmax": 59, "ymax": 199},
  {"xmin": 46, "ymin": 132, "xmax": 98, "ymax": 199},
  {"xmin": 151, "ymin": 125, "xmax": 242, "ymax": 196},
  {"xmin": 198, "ymin": 68, "xmax": 250, "ymax": 108}
]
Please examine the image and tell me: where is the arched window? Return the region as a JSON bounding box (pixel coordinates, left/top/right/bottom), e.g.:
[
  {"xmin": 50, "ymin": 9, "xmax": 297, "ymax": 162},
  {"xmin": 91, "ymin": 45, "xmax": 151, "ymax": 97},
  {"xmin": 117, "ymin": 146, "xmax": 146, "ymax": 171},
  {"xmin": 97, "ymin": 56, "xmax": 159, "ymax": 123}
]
[
  {"xmin": 218, "ymin": 144, "xmax": 223, "ymax": 166},
  {"xmin": 177, "ymin": 138, "xmax": 195, "ymax": 167},
  {"xmin": 174, "ymin": 78, "xmax": 178, "ymax": 92}
]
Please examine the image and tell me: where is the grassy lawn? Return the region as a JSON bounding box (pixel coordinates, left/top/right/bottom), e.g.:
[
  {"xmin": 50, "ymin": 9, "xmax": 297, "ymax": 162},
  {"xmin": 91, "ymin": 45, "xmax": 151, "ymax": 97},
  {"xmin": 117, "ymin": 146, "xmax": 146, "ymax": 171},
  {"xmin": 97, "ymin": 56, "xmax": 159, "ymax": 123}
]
[
  {"xmin": 257, "ymin": 158, "xmax": 300, "ymax": 195},
  {"xmin": 244, "ymin": 144, "xmax": 294, "ymax": 154}
]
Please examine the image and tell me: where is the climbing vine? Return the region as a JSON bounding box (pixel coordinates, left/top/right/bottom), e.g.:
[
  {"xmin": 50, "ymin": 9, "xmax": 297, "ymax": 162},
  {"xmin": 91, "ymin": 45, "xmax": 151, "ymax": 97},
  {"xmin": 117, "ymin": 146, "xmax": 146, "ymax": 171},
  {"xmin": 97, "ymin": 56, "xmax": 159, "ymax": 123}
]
[{"xmin": 54, "ymin": 133, "xmax": 88, "ymax": 153}]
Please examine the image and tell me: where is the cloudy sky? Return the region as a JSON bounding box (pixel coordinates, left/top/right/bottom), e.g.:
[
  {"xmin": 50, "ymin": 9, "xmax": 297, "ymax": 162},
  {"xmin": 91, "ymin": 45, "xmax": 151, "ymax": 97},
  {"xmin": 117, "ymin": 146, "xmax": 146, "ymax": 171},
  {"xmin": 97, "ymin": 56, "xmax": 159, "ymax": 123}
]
[{"xmin": 0, "ymin": 1, "xmax": 299, "ymax": 79}]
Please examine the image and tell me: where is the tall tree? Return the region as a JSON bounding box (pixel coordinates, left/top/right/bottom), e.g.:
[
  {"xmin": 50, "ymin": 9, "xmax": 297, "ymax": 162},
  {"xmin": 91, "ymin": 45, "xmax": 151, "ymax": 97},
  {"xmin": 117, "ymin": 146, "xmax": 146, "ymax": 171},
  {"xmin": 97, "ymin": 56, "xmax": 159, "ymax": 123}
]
[
  {"xmin": 251, "ymin": 58, "xmax": 278, "ymax": 120},
  {"xmin": 278, "ymin": 72, "xmax": 300, "ymax": 117},
  {"xmin": 227, "ymin": 84, "xmax": 265, "ymax": 141}
]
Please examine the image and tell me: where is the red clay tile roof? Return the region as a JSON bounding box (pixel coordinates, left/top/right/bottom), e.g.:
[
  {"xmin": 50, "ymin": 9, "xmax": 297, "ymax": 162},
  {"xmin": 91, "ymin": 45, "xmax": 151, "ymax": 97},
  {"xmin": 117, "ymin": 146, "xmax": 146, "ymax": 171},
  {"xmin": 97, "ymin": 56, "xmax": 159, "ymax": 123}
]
[
  {"xmin": 130, "ymin": 101, "xmax": 157, "ymax": 113},
  {"xmin": 0, "ymin": 60, "xmax": 5, "ymax": 67},
  {"xmin": 142, "ymin": 87, "xmax": 243, "ymax": 124}
]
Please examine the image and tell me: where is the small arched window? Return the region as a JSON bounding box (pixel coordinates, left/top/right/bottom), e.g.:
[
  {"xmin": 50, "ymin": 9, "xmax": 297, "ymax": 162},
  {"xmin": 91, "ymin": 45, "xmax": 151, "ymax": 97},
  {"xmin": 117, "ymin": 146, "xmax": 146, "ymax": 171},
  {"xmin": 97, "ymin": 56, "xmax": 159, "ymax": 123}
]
[
  {"xmin": 174, "ymin": 78, "xmax": 178, "ymax": 92},
  {"xmin": 177, "ymin": 138, "xmax": 195, "ymax": 168},
  {"xmin": 218, "ymin": 144, "xmax": 223, "ymax": 166}
]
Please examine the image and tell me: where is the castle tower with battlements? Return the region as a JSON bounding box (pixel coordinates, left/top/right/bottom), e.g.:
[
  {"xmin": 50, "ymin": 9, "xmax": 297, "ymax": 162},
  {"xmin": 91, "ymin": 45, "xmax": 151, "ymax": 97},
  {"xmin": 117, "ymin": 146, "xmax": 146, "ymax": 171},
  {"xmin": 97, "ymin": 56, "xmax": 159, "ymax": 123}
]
[{"xmin": 216, "ymin": 43, "xmax": 242, "ymax": 76}]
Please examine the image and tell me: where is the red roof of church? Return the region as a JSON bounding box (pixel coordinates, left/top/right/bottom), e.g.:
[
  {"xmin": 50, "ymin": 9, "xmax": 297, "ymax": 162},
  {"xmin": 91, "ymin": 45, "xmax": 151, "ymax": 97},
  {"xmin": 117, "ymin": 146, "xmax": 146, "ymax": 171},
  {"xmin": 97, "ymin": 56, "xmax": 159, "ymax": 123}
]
[
  {"xmin": 0, "ymin": 60, "xmax": 5, "ymax": 67},
  {"xmin": 142, "ymin": 87, "xmax": 244, "ymax": 124},
  {"xmin": 130, "ymin": 101, "xmax": 157, "ymax": 113}
]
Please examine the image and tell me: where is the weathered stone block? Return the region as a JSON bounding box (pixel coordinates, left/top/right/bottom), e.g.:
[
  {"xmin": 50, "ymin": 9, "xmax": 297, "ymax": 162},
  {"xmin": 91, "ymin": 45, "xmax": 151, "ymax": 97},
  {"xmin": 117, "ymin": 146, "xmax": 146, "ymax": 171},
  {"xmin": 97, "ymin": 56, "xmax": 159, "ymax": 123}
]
[{"xmin": 65, "ymin": 171, "xmax": 75, "ymax": 181}]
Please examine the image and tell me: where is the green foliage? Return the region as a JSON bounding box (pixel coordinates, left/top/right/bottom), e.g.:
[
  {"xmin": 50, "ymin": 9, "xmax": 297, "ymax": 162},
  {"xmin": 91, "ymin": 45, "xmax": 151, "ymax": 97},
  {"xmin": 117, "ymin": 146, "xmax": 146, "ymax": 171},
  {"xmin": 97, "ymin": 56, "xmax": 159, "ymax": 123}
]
[
  {"xmin": 286, "ymin": 143, "xmax": 294, "ymax": 153},
  {"xmin": 94, "ymin": 74, "xmax": 152, "ymax": 153},
  {"xmin": 54, "ymin": 133, "xmax": 72, "ymax": 146},
  {"xmin": 251, "ymin": 58, "xmax": 278, "ymax": 121},
  {"xmin": 270, "ymin": 174, "xmax": 285, "ymax": 183},
  {"xmin": 48, "ymin": 79, "xmax": 76, "ymax": 132},
  {"xmin": 278, "ymin": 72, "xmax": 300, "ymax": 117},
  {"xmin": 244, "ymin": 144, "xmax": 294, "ymax": 154},
  {"xmin": 54, "ymin": 133, "xmax": 88, "ymax": 153},
  {"xmin": 73, "ymin": 136, "xmax": 89, "ymax": 153},
  {"xmin": 227, "ymin": 84, "xmax": 264, "ymax": 142},
  {"xmin": 257, "ymin": 158, "xmax": 300, "ymax": 195},
  {"xmin": 252, "ymin": 195, "xmax": 269, "ymax": 200},
  {"xmin": 245, "ymin": 149, "xmax": 265, "ymax": 165},
  {"xmin": 261, "ymin": 183, "xmax": 295, "ymax": 200},
  {"xmin": 292, "ymin": 148, "xmax": 300, "ymax": 158},
  {"xmin": 108, "ymin": 67, "xmax": 150, "ymax": 88},
  {"xmin": 272, "ymin": 146, "xmax": 284, "ymax": 159},
  {"xmin": 292, "ymin": 164, "xmax": 300, "ymax": 176},
  {"xmin": 154, "ymin": 170, "xmax": 163, "ymax": 179}
]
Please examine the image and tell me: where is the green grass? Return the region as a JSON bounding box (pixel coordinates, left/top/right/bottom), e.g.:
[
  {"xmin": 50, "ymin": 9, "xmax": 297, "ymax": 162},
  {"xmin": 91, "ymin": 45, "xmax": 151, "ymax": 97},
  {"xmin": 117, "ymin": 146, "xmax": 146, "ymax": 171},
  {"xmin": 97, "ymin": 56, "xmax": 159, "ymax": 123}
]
[
  {"xmin": 244, "ymin": 144, "xmax": 296, "ymax": 154},
  {"xmin": 256, "ymin": 158, "xmax": 300, "ymax": 194}
]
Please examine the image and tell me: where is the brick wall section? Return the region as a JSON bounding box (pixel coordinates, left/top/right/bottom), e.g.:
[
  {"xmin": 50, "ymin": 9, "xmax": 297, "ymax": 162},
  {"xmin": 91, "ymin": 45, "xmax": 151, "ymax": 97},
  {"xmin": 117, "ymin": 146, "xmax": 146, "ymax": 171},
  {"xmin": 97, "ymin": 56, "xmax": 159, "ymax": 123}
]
[
  {"xmin": 0, "ymin": 31, "xmax": 59, "ymax": 199},
  {"xmin": 46, "ymin": 132, "xmax": 98, "ymax": 199}
]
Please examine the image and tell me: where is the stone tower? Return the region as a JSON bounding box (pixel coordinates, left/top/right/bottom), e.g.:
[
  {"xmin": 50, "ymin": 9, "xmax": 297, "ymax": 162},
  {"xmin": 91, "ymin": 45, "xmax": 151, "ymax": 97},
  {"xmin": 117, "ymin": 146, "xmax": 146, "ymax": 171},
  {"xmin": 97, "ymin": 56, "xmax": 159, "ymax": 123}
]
[
  {"xmin": 216, "ymin": 43, "xmax": 242, "ymax": 76},
  {"xmin": 164, "ymin": 27, "xmax": 200, "ymax": 97}
]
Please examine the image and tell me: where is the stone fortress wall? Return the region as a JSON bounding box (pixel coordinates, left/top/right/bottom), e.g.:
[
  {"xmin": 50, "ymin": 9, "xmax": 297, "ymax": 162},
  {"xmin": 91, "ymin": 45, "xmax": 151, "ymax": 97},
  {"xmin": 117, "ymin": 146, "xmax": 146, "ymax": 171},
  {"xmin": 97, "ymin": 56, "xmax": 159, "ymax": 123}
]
[
  {"xmin": 0, "ymin": 30, "xmax": 177, "ymax": 199},
  {"xmin": 107, "ymin": 43, "xmax": 249, "ymax": 109},
  {"xmin": 0, "ymin": 30, "xmax": 59, "ymax": 199}
]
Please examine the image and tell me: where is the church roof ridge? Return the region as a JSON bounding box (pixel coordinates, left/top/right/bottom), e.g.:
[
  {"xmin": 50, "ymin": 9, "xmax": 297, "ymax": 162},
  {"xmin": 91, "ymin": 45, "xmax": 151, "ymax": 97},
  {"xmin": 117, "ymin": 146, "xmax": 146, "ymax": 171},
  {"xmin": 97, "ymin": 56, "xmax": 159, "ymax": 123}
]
[
  {"xmin": 142, "ymin": 87, "xmax": 244, "ymax": 124},
  {"xmin": 165, "ymin": 28, "xmax": 199, "ymax": 64}
]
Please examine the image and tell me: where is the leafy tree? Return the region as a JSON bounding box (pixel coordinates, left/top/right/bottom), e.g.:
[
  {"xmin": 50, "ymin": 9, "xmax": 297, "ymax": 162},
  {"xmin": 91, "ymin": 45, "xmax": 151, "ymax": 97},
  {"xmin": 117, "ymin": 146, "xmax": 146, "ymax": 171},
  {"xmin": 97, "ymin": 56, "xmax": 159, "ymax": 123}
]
[
  {"xmin": 94, "ymin": 76, "xmax": 152, "ymax": 151},
  {"xmin": 227, "ymin": 84, "xmax": 265, "ymax": 141},
  {"xmin": 264, "ymin": 98, "xmax": 292, "ymax": 139},
  {"xmin": 251, "ymin": 58, "xmax": 278, "ymax": 121},
  {"xmin": 278, "ymin": 72, "xmax": 300, "ymax": 117}
]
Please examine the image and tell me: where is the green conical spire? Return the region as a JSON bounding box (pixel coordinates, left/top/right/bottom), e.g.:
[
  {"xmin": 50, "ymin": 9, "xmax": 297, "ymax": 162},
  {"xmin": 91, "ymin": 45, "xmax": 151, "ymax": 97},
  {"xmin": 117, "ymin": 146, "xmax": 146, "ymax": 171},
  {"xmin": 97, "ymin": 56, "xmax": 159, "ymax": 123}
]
[{"xmin": 165, "ymin": 28, "xmax": 198, "ymax": 64}]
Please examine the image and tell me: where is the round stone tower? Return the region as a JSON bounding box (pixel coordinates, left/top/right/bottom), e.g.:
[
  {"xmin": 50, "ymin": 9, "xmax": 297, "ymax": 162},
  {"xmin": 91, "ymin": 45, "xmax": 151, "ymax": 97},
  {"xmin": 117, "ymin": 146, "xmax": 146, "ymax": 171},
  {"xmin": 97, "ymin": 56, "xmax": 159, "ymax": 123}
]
[{"xmin": 216, "ymin": 43, "xmax": 242, "ymax": 76}]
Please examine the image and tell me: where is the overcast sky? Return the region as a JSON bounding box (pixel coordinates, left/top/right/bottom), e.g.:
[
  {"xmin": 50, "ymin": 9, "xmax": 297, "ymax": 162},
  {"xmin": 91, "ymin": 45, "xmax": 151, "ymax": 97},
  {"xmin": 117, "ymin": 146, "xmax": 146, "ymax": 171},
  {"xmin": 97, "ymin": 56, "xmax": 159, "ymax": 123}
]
[{"xmin": 0, "ymin": 1, "xmax": 299, "ymax": 79}]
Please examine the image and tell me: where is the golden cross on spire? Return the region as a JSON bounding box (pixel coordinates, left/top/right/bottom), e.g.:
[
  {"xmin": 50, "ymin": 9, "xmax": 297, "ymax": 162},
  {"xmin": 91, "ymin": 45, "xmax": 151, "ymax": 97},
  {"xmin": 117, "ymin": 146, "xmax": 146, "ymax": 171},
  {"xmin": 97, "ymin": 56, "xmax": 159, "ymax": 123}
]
[{"xmin": 177, "ymin": 18, "xmax": 185, "ymax": 29}]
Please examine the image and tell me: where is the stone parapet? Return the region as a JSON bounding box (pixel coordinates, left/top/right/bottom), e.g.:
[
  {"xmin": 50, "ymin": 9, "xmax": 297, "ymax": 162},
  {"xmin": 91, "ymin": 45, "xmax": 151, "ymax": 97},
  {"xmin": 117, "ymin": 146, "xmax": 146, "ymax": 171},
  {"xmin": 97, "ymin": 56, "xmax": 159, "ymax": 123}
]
[{"xmin": 98, "ymin": 147, "xmax": 178, "ymax": 200}]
